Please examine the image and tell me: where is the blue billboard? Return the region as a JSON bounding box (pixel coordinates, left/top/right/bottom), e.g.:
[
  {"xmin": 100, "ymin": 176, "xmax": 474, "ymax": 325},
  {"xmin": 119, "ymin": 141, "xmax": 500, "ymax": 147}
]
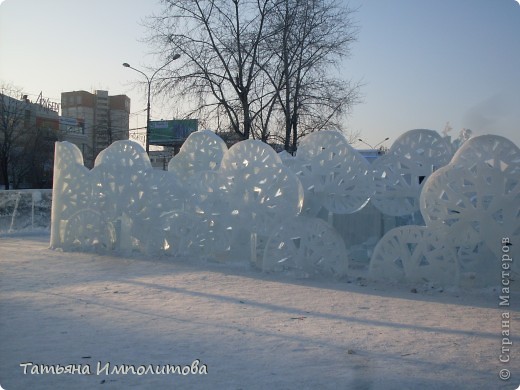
[{"xmin": 149, "ymin": 119, "xmax": 198, "ymax": 145}]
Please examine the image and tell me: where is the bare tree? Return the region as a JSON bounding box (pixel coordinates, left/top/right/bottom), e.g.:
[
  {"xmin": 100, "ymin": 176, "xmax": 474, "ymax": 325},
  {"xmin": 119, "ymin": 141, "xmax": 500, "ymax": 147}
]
[
  {"xmin": 1, "ymin": 84, "xmax": 58, "ymax": 189},
  {"xmin": 265, "ymin": 0, "xmax": 360, "ymax": 151},
  {"xmin": 146, "ymin": 0, "xmax": 278, "ymax": 140},
  {"xmin": 0, "ymin": 85, "xmax": 28, "ymax": 190},
  {"xmin": 145, "ymin": 0, "xmax": 360, "ymax": 149}
]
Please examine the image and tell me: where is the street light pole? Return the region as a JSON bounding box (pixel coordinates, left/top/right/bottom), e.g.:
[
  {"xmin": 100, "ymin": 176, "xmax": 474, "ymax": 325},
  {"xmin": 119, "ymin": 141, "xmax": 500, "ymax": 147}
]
[
  {"xmin": 123, "ymin": 53, "xmax": 180, "ymax": 154},
  {"xmin": 374, "ymin": 137, "xmax": 390, "ymax": 149},
  {"xmin": 357, "ymin": 137, "xmax": 390, "ymax": 149}
]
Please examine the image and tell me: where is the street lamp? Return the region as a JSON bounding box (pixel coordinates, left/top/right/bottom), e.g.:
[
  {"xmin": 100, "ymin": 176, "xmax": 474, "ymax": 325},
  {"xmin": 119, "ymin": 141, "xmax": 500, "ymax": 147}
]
[
  {"xmin": 357, "ymin": 137, "xmax": 390, "ymax": 149},
  {"xmin": 122, "ymin": 53, "xmax": 181, "ymax": 154}
]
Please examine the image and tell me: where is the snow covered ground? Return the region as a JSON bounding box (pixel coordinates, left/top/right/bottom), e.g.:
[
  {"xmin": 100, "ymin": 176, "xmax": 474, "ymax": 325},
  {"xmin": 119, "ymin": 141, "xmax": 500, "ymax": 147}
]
[{"xmin": 0, "ymin": 233, "xmax": 518, "ymax": 389}]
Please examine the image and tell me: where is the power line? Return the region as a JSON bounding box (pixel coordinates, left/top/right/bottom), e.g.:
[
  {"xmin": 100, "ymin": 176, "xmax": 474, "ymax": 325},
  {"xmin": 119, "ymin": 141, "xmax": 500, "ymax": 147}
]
[{"xmin": 129, "ymin": 108, "xmax": 148, "ymax": 116}]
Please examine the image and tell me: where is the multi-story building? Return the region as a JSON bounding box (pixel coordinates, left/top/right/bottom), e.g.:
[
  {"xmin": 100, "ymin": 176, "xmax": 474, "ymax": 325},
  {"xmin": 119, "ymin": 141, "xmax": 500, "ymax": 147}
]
[
  {"xmin": 0, "ymin": 92, "xmax": 59, "ymax": 189},
  {"xmin": 60, "ymin": 90, "xmax": 130, "ymax": 167}
]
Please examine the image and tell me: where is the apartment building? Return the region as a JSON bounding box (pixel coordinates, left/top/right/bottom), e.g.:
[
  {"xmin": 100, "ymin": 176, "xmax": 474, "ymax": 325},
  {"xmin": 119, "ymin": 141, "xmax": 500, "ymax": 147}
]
[
  {"xmin": 61, "ymin": 90, "xmax": 130, "ymax": 167},
  {"xmin": 0, "ymin": 92, "xmax": 59, "ymax": 189}
]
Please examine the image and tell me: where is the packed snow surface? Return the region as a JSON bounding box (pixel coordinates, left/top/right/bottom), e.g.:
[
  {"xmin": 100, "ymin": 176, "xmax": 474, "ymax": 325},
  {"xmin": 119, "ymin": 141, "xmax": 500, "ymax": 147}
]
[{"xmin": 1, "ymin": 234, "xmax": 517, "ymax": 389}]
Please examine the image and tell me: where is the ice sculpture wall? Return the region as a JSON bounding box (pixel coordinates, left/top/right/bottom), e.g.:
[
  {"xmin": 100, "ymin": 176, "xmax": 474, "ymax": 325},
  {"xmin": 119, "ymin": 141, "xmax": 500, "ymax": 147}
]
[
  {"xmin": 51, "ymin": 132, "xmax": 344, "ymax": 278},
  {"xmin": 168, "ymin": 130, "xmax": 227, "ymax": 180},
  {"xmin": 285, "ymin": 130, "xmax": 373, "ymax": 215},
  {"xmin": 370, "ymin": 129, "xmax": 453, "ymax": 216},
  {"xmin": 50, "ymin": 129, "xmax": 518, "ymax": 286},
  {"xmin": 262, "ymin": 215, "xmax": 349, "ymax": 278},
  {"xmin": 369, "ymin": 135, "xmax": 520, "ymax": 287}
]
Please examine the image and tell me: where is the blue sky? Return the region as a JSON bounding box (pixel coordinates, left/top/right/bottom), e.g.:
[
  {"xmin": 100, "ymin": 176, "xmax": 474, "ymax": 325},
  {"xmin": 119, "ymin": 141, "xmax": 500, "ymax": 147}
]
[{"xmin": 1, "ymin": 0, "xmax": 519, "ymax": 148}]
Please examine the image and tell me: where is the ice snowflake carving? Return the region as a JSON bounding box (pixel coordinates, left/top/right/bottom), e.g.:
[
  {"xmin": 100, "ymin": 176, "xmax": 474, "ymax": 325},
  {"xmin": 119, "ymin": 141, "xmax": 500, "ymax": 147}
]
[
  {"xmin": 262, "ymin": 215, "xmax": 349, "ymax": 279},
  {"xmin": 371, "ymin": 129, "xmax": 452, "ymax": 216},
  {"xmin": 51, "ymin": 142, "xmax": 93, "ymax": 220},
  {"xmin": 220, "ymin": 139, "xmax": 304, "ymax": 236},
  {"xmin": 369, "ymin": 225, "xmax": 459, "ymax": 286},
  {"xmin": 290, "ymin": 130, "xmax": 373, "ymax": 215},
  {"xmin": 180, "ymin": 170, "xmax": 235, "ymax": 256},
  {"xmin": 168, "ymin": 129, "xmax": 227, "ymax": 180},
  {"xmin": 91, "ymin": 141, "xmax": 152, "ymax": 222},
  {"xmin": 61, "ymin": 209, "xmax": 117, "ymax": 251},
  {"xmin": 50, "ymin": 142, "xmax": 116, "ymax": 250},
  {"xmin": 420, "ymin": 135, "xmax": 520, "ymax": 281},
  {"xmin": 370, "ymin": 134, "xmax": 520, "ymax": 287}
]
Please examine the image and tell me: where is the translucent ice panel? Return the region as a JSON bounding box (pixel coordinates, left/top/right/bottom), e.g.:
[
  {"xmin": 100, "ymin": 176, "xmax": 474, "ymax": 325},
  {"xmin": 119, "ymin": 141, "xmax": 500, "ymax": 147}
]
[
  {"xmin": 262, "ymin": 215, "xmax": 349, "ymax": 279},
  {"xmin": 371, "ymin": 129, "xmax": 452, "ymax": 216},
  {"xmin": 293, "ymin": 130, "xmax": 373, "ymax": 215},
  {"xmin": 220, "ymin": 139, "xmax": 303, "ymax": 236},
  {"xmin": 168, "ymin": 130, "xmax": 227, "ymax": 180}
]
